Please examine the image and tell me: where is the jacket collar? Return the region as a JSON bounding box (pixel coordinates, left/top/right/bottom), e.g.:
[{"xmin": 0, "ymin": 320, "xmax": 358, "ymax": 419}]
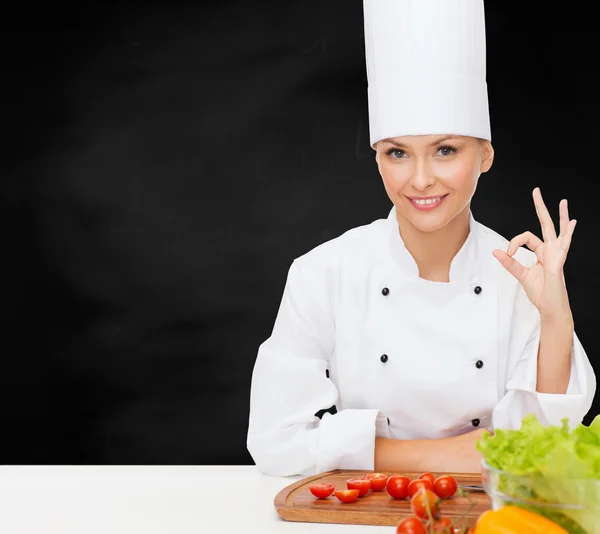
[{"xmin": 386, "ymin": 206, "xmax": 480, "ymax": 284}]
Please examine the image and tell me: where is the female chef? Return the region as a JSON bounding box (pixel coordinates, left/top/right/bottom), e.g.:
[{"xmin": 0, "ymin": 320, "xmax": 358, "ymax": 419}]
[{"xmin": 246, "ymin": 0, "xmax": 596, "ymax": 476}]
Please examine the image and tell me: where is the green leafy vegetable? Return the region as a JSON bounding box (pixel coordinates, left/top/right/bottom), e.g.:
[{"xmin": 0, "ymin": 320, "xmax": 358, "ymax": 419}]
[{"xmin": 477, "ymin": 414, "xmax": 600, "ymax": 534}]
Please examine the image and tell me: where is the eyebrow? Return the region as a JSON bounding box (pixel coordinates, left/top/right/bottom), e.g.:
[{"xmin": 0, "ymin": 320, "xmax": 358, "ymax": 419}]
[{"xmin": 381, "ymin": 135, "xmax": 461, "ymax": 148}]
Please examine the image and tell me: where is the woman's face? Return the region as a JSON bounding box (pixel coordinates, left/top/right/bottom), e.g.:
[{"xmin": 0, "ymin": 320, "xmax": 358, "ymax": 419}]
[{"xmin": 375, "ymin": 134, "xmax": 494, "ymax": 233}]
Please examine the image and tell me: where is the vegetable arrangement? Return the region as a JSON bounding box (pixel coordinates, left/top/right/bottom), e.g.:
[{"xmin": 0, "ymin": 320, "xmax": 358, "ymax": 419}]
[
  {"xmin": 476, "ymin": 414, "xmax": 600, "ymax": 534},
  {"xmin": 310, "ymin": 472, "xmax": 465, "ymax": 533}
]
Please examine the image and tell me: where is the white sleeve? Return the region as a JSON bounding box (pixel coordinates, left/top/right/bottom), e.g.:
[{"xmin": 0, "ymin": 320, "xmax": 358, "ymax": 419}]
[
  {"xmin": 492, "ymin": 284, "xmax": 596, "ymax": 430},
  {"xmin": 247, "ymin": 259, "xmax": 390, "ymax": 477}
]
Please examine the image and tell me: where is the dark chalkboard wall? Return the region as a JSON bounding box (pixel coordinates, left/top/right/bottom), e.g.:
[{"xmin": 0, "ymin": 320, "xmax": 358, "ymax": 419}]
[{"xmin": 3, "ymin": 2, "xmax": 598, "ymax": 464}]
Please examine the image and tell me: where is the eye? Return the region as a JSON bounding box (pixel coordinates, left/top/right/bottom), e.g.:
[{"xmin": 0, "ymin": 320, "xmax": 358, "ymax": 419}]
[
  {"xmin": 437, "ymin": 145, "xmax": 456, "ymax": 156},
  {"xmin": 385, "ymin": 147, "xmax": 406, "ymax": 159}
]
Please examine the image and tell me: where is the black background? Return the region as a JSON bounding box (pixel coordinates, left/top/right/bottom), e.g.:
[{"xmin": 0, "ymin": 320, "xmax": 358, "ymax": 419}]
[{"xmin": 3, "ymin": 2, "xmax": 599, "ymax": 464}]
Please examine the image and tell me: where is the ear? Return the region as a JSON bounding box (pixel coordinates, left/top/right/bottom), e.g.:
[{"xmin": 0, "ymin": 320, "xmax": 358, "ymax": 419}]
[{"xmin": 480, "ymin": 140, "xmax": 495, "ymax": 173}]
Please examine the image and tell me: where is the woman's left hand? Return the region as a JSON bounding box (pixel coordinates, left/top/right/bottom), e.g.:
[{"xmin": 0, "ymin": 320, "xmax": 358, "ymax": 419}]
[{"xmin": 492, "ymin": 187, "xmax": 576, "ymax": 319}]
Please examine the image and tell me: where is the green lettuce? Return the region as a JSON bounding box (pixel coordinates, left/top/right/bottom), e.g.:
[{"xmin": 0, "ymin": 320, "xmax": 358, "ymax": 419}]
[{"xmin": 476, "ymin": 414, "xmax": 600, "ymax": 534}]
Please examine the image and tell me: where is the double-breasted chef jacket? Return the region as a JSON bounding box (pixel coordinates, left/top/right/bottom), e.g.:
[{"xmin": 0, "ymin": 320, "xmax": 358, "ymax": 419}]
[{"xmin": 247, "ymin": 207, "xmax": 596, "ymax": 477}]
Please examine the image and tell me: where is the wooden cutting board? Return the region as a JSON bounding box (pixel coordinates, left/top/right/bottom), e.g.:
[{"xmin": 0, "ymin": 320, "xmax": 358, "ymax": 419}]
[{"xmin": 274, "ymin": 469, "xmax": 491, "ymax": 527}]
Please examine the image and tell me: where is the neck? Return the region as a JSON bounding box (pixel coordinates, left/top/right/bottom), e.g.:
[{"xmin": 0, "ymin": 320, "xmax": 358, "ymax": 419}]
[{"xmin": 396, "ymin": 206, "xmax": 471, "ymax": 282}]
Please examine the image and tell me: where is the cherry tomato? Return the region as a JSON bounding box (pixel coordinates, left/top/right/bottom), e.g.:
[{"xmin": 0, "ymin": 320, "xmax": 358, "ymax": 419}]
[
  {"xmin": 396, "ymin": 516, "xmax": 427, "ymax": 534},
  {"xmin": 309, "ymin": 483, "xmax": 335, "ymax": 499},
  {"xmin": 365, "ymin": 472, "xmax": 387, "ymax": 479},
  {"xmin": 407, "ymin": 478, "xmax": 433, "ymax": 499},
  {"xmin": 427, "ymin": 517, "xmax": 454, "ymax": 532},
  {"xmin": 334, "ymin": 489, "xmax": 360, "ymax": 503},
  {"xmin": 418, "ymin": 472, "xmax": 435, "ymax": 485},
  {"xmin": 347, "ymin": 478, "xmax": 371, "ymax": 496},
  {"xmin": 386, "ymin": 475, "xmax": 411, "ymax": 499},
  {"xmin": 365, "ymin": 472, "xmax": 389, "ymax": 491},
  {"xmin": 410, "ymin": 488, "xmax": 440, "ymax": 520},
  {"xmin": 433, "ymin": 475, "xmax": 458, "ymax": 499}
]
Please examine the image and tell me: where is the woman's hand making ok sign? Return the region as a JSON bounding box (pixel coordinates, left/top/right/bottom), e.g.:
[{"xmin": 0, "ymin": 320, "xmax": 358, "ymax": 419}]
[{"xmin": 492, "ymin": 187, "xmax": 576, "ymax": 320}]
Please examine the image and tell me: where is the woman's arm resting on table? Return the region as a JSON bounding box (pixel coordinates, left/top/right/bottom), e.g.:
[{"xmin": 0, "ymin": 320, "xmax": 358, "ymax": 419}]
[{"xmin": 375, "ymin": 429, "xmax": 489, "ymax": 474}]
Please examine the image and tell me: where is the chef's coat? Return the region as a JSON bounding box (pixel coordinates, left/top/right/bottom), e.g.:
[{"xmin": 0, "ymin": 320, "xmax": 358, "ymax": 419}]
[{"xmin": 246, "ymin": 207, "xmax": 596, "ymax": 477}]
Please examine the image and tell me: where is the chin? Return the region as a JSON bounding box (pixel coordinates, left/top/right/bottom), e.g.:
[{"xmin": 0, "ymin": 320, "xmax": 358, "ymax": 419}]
[{"xmin": 404, "ymin": 214, "xmax": 451, "ymax": 233}]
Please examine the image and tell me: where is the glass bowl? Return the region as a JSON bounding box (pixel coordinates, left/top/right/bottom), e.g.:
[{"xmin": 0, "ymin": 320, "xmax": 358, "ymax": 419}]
[{"xmin": 481, "ymin": 460, "xmax": 600, "ymax": 534}]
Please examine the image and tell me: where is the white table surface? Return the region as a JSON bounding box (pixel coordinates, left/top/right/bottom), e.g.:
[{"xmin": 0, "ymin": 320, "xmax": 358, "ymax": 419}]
[{"xmin": 0, "ymin": 465, "xmax": 394, "ymax": 534}]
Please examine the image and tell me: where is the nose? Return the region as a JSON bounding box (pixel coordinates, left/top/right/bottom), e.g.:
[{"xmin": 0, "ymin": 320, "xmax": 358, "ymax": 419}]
[{"xmin": 410, "ymin": 159, "xmax": 436, "ymax": 191}]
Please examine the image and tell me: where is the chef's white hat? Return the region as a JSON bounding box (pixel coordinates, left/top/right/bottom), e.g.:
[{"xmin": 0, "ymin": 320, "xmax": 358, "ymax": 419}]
[{"xmin": 363, "ymin": 0, "xmax": 491, "ymax": 146}]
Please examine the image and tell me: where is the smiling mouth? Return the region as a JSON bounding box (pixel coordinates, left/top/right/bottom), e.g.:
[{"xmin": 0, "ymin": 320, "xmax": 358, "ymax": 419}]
[
  {"xmin": 406, "ymin": 194, "xmax": 449, "ymax": 210},
  {"xmin": 412, "ymin": 197, "xmax": 443, "ymax": 205}
]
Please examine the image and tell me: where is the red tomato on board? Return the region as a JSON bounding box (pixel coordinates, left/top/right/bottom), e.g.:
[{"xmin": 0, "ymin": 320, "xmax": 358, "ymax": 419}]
[
  {"xmin": 365, "ymin": 472, "xmax": 389, "ymax": 491},
  {"xmin": 433, "ymin": 476, "xmax": 458, "ymax": 499},
  {"xmin": 407, "ymin": 478, "xmax": 433, "ymax": 499},
  {"xmin": 410, "ymin": 488, "xmax": 440, "ymax": 520},
  {"xmin": 396, "ymin": 516, "xmax": 427, "ymax": 534},
  {"xmin": 365, "ymin": 472, "xmax": 387, "ymax": 479},
  {"xmin": 334, "ymin": 489, "xmax": 360, "ymax": 503},
  {"xmin": 386, "ymin": 475, "xmax": 411, "ymax": 499},
  {"xmin": 418, "ymin": 472, "xmax": 435, "ymax": 485},
  {"xmin": 347, "ymin": 478, "xmax": 371, "ymax": 496},
  {"xmin": 309, "ymin": 483, "xmax": 335, "ymax": 499}
]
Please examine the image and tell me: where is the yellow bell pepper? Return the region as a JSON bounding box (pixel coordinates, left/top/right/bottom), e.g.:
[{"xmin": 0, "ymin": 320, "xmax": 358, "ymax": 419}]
[{"xmin": 474, "ymin": 506, "xmax": 569, "ymax": 534}]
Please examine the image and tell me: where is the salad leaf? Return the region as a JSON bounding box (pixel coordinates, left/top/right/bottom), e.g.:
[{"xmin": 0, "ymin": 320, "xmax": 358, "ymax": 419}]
[{"xmin": 477, "ymin": 414, "xmax": 600, "ymax": 534}]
